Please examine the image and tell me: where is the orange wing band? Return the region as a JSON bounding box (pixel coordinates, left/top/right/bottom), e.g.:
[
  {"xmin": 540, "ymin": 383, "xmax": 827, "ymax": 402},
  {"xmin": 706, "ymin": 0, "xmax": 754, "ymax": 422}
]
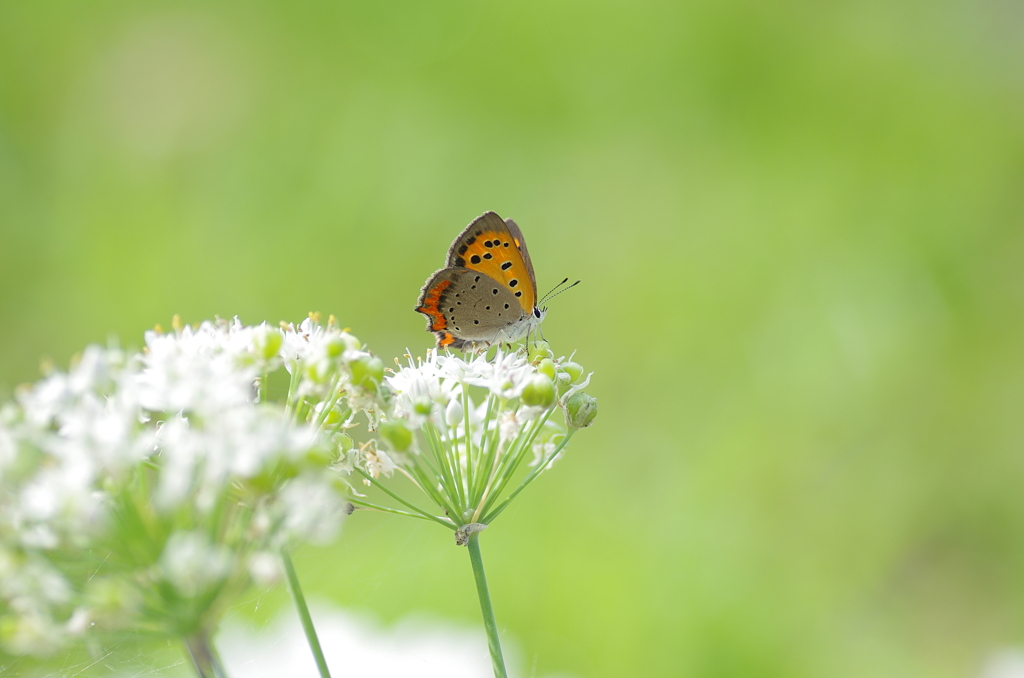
[{"xmin": 417, "ymin": 278, "xmax": 452, "ymax": 332}]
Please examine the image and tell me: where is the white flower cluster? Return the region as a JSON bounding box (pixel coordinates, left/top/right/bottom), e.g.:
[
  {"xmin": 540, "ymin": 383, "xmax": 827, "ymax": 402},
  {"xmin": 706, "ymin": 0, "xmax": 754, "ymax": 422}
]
[
  {"xmin": 353, "ymin": 343, "xmax": 594, "ymax": 529},
  {"xmin": 387, "ymin": 347, "xmax": 587, "ymax": 433},
  {"xmin": 0, "ymin": 316, "xmax": 361, "ymax": 658}
]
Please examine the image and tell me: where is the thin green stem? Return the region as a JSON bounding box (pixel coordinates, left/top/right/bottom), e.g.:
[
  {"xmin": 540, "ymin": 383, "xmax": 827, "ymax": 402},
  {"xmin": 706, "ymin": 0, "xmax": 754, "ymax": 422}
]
[
  {"xmin": 467, "ymin": 393, "xmax": 493, "ymax": 502},
  {"xmin": 354, "ymin": 468, "xmax": 456, "ymax": 529},
  {"xmin": 479, "ymin": 409, "xmax": 558, "ymax": 519},
  {"xmin": 347, "ymin": 498, "xmax": 451, "ymax": 523},
  {"xmin": 280, "ymin": 549, "xmax": 332, "ymax": 678},
  {"xmin": 401, "ymin": 436, "xmax": 460, "ymax": 516},
  {"xmin": 396, "ymin": 464, "xmax": 461, "ymax": 520},
  {"xmin": 475, "ymin": 412, "xmax": 543, "ymax": 519},
  {"xmin": 424, "ymin": 424, "xmax": 461, "ymax": 510},
  {"xmin": 470, "ymin": 394, "xmax": 501, "ymax": 506},
  {"xmin": 184, "ymin": 632, "xmax": 229, "ymax": 678},
  {"xmin": 467, "ymin": 532, "xmax": 507, "ymax": 678},
  {"xmin": 451, "ymin": 386, "xmax": 472, "ymax": 507},
  {"xmin": 482, "ymin": 430, "xmax": 575, "ymax": 524}
]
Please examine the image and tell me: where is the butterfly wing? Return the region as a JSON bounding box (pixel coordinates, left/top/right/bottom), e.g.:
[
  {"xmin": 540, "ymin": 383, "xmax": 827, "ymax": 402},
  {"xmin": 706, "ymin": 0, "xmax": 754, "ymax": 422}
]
[
  {"xmin": 502, "ymin": 218, "xmax": 538, "ymax": 304},
  {"xmin": 416, "ymin": 267, "xmax": 528, "ymax": 349},
  {"xmin": 444, "ymin": 212, "xmax": 538, "ymax": 314}
]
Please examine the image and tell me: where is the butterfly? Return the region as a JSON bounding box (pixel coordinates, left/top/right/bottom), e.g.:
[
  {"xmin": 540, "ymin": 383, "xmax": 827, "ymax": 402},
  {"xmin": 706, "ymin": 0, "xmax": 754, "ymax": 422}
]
[{"xmin": 415, "ymin": 211, "xmax": 548, "ymax": 350}]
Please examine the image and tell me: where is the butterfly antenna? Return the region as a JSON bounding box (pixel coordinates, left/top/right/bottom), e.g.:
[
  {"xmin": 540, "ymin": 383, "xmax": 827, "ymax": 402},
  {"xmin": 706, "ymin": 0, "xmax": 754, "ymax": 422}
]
[
  {"xmin": 540, "ymin": 278, "xmax": 580, "ymax": 306},
  {"xmin": 541, "ymin": 278, "xmax": 570, "ymax": 301}
]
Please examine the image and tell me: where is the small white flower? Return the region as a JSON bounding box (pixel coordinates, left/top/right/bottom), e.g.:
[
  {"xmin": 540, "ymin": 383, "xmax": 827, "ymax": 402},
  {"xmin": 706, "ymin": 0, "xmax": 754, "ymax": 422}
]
[
  {"xmin": 445, "ymin": 398, "xmax": 464, "ymax": 427},
  {"xmin": 276, "ymin": 474, "xmax": 347, "ymax": 545},
  {"xmin": 65, "ymin": 607, "xmax": 93, "ymax": 635},
  {"xmin": 248, "ymin": 552, "xmax": 281, "ymax": 586},
  {"xmin": 498, "ymin": 411, "xmax": 522, "ymax": 443},
  {"xmin": 0, "ymin": 550, "xmax": 72, "ymax": 609},
  {"xmin": 0, "ymin": 607, "xmax": 68, "ymax": 656},
  {"xmin": 139, "ymin": 320, "xmax": 262, "ymax": 415},
  {"xmin": 386, "ymin": 349, "xmax": 462, "ymax": 428},
  {"xmin": 361, "ymin": 443, "xmax": 397, "ymax": 480},
  {"xmin": 456, "ymin": 349, "xmax": 534, "ymax": 400},
  {"xmin": 160, "ymin": 531, "xmax": 233, "ymax": 598}
]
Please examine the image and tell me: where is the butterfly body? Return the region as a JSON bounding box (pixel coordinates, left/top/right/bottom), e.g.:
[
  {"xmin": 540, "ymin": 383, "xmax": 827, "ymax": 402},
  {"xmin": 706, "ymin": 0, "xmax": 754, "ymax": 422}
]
[{"xmin": 416, "ymin": 211, "xmax": 545, "ymax": 350}]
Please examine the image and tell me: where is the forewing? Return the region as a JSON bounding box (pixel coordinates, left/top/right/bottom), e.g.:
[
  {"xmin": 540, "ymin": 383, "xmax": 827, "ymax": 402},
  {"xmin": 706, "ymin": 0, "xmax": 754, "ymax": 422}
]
[
  {"xmin": 444, "ymin": 211, "xmax": 537, "ymax": 313},
  {"xmin": 503, "ymin": 218, "xmax": 538, "ymax": 301}
]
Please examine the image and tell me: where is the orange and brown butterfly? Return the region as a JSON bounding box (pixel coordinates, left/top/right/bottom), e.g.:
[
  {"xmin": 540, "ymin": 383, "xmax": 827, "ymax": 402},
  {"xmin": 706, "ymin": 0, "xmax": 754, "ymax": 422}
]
[{"xmin": 416, "ymin": 211, "xmax": 545, "ymax": 350}]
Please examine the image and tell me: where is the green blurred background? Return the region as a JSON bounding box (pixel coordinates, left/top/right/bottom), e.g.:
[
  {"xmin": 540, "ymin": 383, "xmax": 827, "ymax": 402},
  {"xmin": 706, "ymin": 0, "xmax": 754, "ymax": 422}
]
[{"xmin": 2, "ymin": 1, "xmax": 1023, "ymax": 676}]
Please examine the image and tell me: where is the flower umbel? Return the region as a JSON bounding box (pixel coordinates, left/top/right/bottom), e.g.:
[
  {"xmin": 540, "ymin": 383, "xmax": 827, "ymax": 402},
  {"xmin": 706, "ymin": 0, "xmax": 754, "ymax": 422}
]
[
  {"xmin": 0, "ymin": 316, "xmax": 355, "ymax": 672},
  {"xmin": 349, "ymin": 342, "xmax": 595, "ymax": 532}
]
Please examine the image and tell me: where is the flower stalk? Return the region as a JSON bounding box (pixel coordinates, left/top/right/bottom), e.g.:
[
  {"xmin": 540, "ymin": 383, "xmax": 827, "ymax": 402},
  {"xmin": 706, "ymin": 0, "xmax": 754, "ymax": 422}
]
[
  {"xmin": 343, "ymin": 341, "xmax": 597, "ymax": 678},
  {"xmin": 185, "ymin": 632, "xmax": 229, "ymax": 678},
  {"xmin": 466, "ymin": 532, "xmax": 507, "ymax": 678},
  {"xmin": 280, "ymin": 549, "xmax": 332, "ymax": 678}
]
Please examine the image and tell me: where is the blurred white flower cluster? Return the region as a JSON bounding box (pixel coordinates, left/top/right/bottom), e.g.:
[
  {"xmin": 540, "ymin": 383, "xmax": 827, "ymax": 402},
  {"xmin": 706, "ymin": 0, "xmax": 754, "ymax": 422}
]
[
  {"xmin": 0, "ymin": 312, "xmax": 597, "ymax": 673},
  {"xmin": 0, "ymin": 315, "xmax": 367, "ymax": 658},
  {"xmin": 352, "ymin": 342, "xmax": 596, "ymax": 532}
]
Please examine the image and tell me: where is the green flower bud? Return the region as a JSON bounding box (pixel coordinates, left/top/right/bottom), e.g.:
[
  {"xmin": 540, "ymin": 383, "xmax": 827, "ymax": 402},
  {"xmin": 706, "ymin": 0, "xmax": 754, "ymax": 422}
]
[
  {"xmin": 528, "ymin": 340, "xmax": 553, "ymax": 362},
  {"xmin": 379, "ymin": 420, "xmax": 413, "ymax": 451},
  {"xmin": 255, "ymin": 328, "xmax": 283, "ymax": 360},
  {"xmin": 246, "ymin": 459, "xmax": 298, "ymax": 495},
  {"xmin": 339, "ymin": 331, "xmax": 361, "ymax": 351},
  {"xmin": 560, "ymin": 361, "xmax": 585, "ymax": 384},
  {"xmin": 537, "ymin": 358, "xmax": 556, "ymax": 380},
  {"xmin": 349, "ymin": 355, "xmax": 384, "ymax": 387},
  {"xmin": 325, "ymin": 337, "xmax": 346, "ymax": 358},
  {"xmin": 555, "ymin": 371, "xmax": 574, "ymax": 397},
  {"xmin": 321, "ymin": 405, "xmax": 342, "ymax": 426},
  {"xmin": 413, "ymin": 397, "xmax": 433, "ymax": 416},
  {"xmin": 565, "ymin": 392, "xmax": 597, "ymax": 429},
  {"xmin": 304, "ymin": 443, "xmax": 335, "ymax": 467},
  {"xmin": 304, "ymin": 361, "xmax": 328, "ymax": 384},
  {"xmin": 334, "ymin": 432, "xmax": 354, "ymax": 453},
  {"xmin": 521, "ymin": 374, "xmax": 556, "ymax": 408}
]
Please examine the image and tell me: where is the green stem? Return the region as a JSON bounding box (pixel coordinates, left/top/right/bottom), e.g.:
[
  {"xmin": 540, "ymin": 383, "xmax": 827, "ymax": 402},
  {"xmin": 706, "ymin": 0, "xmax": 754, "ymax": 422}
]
[
  {"xmin": 467, "ymin": 533, "xmax": 508, "ymax": 678},
  {"xmin": 424, "ymin": 424, "xmax": 462, "ymax": 512},
  {"xmin": 479, "ymin": 410, "xmax": 559, "ymax": 520},
  {"xmin": 184, "ymin": 632, "xmax": 229, "ymax": 678},
  {"xmin": 280, "ymin": 549, "xmax": 332, "ymax": 678},
  {"xmin": 347, "ymin": 497, "xmax": 450, "ymax": 523},
  {"xmin": 354, "ymin": 468, "xmax": 456, "ymax": 528},
  {"xmin": 482, "ymin": 430, "xmax": 575, "ymax": 524}
]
